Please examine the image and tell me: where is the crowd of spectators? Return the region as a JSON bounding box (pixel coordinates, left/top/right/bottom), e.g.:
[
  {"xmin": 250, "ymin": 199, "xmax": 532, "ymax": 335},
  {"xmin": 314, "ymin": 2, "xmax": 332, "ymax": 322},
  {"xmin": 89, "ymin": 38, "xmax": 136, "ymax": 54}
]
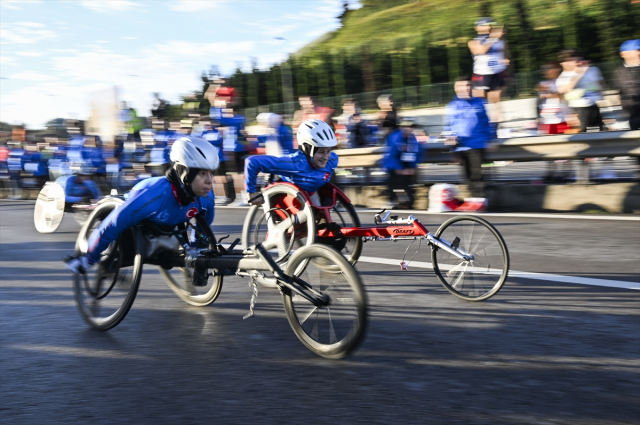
[{"xmin": 1, "ymin": 33, "xmax": 638, "ymax": 210}]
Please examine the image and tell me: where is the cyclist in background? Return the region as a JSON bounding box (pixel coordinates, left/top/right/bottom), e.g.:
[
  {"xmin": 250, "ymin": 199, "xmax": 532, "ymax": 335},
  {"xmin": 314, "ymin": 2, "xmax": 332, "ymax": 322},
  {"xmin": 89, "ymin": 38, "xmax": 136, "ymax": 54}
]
[
  {"xmin": 66, "ymin": 137, "xmax": 219, "ymax": 276},
  {"xmin": 245, "ymin": 119, "xmax": 338, "ymax": 208},
  {"xmin": 63, "ymin": 165, "xmax": 102, "ymax": 204}
]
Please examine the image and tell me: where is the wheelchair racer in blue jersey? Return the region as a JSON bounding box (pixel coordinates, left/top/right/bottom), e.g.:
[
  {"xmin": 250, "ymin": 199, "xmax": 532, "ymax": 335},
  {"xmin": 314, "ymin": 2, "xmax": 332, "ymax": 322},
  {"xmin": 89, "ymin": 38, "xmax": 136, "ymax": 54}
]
[
  {"xmin": 67, "ymin": 137, "xmax": 219, "ymax": 275},
  {"xmin": 245, "ymin": 119, "xmax": 339, "ymax": 207}
]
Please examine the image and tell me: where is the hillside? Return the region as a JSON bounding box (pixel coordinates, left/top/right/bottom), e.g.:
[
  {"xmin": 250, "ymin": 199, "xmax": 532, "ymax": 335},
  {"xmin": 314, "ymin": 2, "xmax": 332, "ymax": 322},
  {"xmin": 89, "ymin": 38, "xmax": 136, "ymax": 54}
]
[{"xmin": 297, "ymin": 0, "xmax": 635, "ymax": 59}]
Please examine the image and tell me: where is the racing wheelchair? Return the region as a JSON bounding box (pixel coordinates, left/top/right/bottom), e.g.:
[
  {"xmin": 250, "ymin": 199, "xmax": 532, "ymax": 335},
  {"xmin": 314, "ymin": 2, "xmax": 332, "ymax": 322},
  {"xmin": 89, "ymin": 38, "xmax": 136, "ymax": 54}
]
[
  {"xmin": 70, "ymin": 195, "xmax": 367, "ymax": 359},
  {"xmin": 242, "ymin": 181, "xmax": 510, "ymax": 302}
]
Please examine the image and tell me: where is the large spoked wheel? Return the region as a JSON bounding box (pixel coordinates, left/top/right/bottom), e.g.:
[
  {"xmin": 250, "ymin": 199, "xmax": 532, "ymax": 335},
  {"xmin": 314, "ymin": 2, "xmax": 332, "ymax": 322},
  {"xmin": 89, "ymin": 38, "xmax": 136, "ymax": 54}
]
[
  {"xmin": 73, "ymin": 200, "xmax": 143, "ymax": 330},
  {"xmin": 242, "ymin": 184, "xmax": 316, "ymax": 287},
  {"xmin": 33, "ymin": 182, "xmax": 65, "ymax": 233},
  {"xmin": 431, "ymin": 216, "xmax": 509, "ymax": 301},
  {"xmin": 283, "ymin": 245, "xmax": 367, "ymax": 359},
  {"xmin": 159, "ymin": 267, "xmax": 223, "ymax": 307}
]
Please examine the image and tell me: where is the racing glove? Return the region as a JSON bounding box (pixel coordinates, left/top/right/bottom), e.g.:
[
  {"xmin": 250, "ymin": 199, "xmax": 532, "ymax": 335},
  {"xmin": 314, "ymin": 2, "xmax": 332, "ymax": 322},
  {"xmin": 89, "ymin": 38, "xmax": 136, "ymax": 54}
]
[{"xmin": 65, "ymin": 255, "xmax": 94, "ymax": 275}]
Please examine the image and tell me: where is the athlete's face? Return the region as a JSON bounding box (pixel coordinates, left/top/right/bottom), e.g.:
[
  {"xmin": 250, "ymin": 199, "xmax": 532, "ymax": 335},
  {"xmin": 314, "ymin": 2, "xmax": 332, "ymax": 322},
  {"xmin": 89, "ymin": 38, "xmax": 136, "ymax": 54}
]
[
  {"xmin": 191, "ymin": 170, "xmax": 213, "ymax": 197},
  {"xmin": 313, "ymin": 147, "xmax": 332, "ymax": 169},
  {"xmin": 454, "ymin": 81, "xmax": 472, "ymax": 99}
]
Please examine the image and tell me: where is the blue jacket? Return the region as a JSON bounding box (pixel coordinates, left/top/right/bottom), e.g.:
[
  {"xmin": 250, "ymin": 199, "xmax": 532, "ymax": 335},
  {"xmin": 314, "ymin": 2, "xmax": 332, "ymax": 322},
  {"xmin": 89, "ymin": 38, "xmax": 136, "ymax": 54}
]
[
  {"xmin": 219, "ymin": 114, "xmax": 248, "ymax": 152},
  {"xmin": 443, "ymin": 96, "xmax": 492, "ymax": 150},
  {"xmin": 87, "ymin": 177, "xmax": 215, "ymax": 263},
  {"xmin": 383, "ymin": 129, "xmax": 422, "ymax": 171},
  {"xmin": 275, "ymin": 124, "xmax": 294, "ymax": 155},
  {"xmin": 58, "ymin": 175, "xmax": 102, "ymax": 203},
  {"xmin": 202, "ymin": 129, "xmax": 225, "ymax": 164},
  {"xmin": 244, "ymin": 150, "xmax": 338, "ymax": 194}
]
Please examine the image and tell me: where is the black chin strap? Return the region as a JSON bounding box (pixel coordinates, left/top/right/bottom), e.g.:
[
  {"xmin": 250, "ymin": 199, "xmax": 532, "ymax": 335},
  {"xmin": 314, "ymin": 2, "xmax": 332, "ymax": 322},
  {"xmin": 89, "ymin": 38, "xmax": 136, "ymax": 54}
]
[{"xmin": 165, "ymin": 168, "xmax": 195, "ymax": 206}]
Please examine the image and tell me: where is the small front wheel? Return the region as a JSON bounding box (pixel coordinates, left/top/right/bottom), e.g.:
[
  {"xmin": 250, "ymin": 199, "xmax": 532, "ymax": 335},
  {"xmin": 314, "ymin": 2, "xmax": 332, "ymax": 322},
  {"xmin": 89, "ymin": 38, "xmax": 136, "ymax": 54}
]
[
  {"xmin": 159, "ymin": 267, "xmax": 223, "ymax": 307},
  {"xmin": 283, "ymin": 245, "xmax": 367, "ymax": 359},
  {"xmin": 431, "ymin": 215, "xmax": 509, "ymax": 301}
]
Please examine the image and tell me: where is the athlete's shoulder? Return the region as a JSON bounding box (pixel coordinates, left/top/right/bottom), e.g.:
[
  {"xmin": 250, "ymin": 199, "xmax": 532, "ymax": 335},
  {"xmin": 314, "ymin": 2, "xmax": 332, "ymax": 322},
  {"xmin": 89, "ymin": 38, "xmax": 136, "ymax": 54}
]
[
  {"xmin": 131, "ymin": 176, "xmax": 168, "ymax": 191},
  {"xmin": 327, "ymin": 151, "xmax": 339, "ymax": 167}
]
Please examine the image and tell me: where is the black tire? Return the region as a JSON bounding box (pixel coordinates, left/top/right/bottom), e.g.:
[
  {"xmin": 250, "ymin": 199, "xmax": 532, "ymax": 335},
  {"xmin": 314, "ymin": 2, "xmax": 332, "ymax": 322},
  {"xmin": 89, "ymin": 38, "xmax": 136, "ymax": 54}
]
[
  {"xmin": 283, "ymin": 245, "xmax": 367, "ymax": 359},
  {"xmin": 315, "ymin": 199, "xmax": 363, "ymax": 270},
  {"xmin": 431, "ymin": 215, "xmax": 509, "ymax": 301},
  {"xmin": 241, "ymin": 184, "xmax": 316, "ymax": 288},
  {"xmin": 73, "ymin": 199, "xmax": 143, "ymax": 330},
  {"xmin": 159, "ymin": 267, "xmax": 223, "ymax": 307}
]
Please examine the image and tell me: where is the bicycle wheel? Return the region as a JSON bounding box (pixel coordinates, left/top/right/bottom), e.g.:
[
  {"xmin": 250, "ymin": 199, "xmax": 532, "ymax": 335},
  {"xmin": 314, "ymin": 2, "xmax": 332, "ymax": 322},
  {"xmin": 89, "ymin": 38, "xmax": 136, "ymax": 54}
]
[
  {"xmin": 283, "ymin": 245, "xmax": 367, "ymax": 359},
  {"xmin": 159, "ymin": 267, "xmax": 223, "ymax": 307},
  {"xmin": 33, "ymin": 183, "xmax": 65, "ymax": 233},
  {"xmin": 242, "ymin": 184, "xmax": 317, "ymax": 258},
  {"xmin": 73, "ymin": 200, "xmax": 143, "ymax": 330},
  {"xmin": 431, "ymin": 216, "xmax": 509, "ymax": 301},
  {"xmin": 316, "ymin": 199, "xmax": 363, "ymax": 269}
]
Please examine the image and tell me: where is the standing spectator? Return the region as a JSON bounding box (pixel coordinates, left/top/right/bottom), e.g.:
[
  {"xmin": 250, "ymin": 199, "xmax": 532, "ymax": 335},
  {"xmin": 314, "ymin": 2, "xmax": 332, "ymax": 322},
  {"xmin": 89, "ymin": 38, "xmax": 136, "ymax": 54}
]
[
  {"xmin": 337, "ymin": 99, "xmax": 370, "ymax": 148},
  {"xmin": 292, "ymin": 96, "xmax": 333, "ymax": 133},
  {"xmin": 383, "ymin": 118, "xmax": 422, "ymax": 209},
  {"xmin": 376, "ymin": 94, "xmax": 398, "ymax": 144},
  {"xmin": 536, "ymin": 61, "xmax": 569, "ymax": 135},
  {"xmin": 256, "ymin": 113, "xmax": 293, "ymax": 156},
  {"xmin": 613, "ymin": 40, "xmax": 640, "ymax": 131},
  {"xmin": 556, "ymin": 49, "xmax": 605, "ymax": 133},
  {"xmin": 151, "ymin": 93, "xmax": 168, "ymax": 119},
  {"xmin": 443, "ymin": 76, "xmax": 492, "ymax": 206},
  {"xmin": 468, "ymin": 17, "xmax": 510, "ymax": 125}
]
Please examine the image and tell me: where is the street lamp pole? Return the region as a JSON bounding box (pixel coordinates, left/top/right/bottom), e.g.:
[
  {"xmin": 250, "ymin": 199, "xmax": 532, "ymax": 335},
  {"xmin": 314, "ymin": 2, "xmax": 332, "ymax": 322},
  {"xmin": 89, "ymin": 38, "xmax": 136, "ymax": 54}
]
[{"xmin": 276, "ymin": 38, "xmax": 294, "ymax": 119}]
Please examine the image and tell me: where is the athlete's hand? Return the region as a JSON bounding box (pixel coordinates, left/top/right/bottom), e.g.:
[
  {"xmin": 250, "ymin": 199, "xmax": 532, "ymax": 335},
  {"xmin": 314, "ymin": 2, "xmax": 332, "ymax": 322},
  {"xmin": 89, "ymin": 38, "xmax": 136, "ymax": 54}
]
[{"xmin": 248, "ymin": 192, "xmax": 264, "ymax": 206}]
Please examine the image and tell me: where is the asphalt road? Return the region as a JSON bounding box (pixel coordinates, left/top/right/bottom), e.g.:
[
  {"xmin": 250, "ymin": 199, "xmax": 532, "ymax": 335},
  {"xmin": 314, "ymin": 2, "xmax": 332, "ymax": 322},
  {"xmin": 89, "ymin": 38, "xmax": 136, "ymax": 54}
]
[{"xmin": 1, "ymin": 200, "xmax": 639, "ymax": 424}]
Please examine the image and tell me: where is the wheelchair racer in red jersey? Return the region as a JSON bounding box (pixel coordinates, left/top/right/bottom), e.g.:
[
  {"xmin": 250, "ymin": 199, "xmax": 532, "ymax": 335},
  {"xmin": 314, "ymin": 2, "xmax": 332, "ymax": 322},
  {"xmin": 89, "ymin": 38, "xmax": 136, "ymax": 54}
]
[
  {"xmin": 66, "ymin": 137, "xmax": 219, "ymax": 275},
  {"xmin": 244, "ymin": 119, "xmax": 338, "ymax": 208}
]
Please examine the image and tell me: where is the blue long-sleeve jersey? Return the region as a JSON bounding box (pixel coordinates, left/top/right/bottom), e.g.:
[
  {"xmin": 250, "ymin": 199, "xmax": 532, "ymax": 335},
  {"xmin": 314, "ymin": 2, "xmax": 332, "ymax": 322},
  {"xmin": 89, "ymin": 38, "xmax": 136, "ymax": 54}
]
[
  {"xmin": 383, "ymin": 129, "xmax": 422, "ymax": 171},
  {"xmin": 244, "ymin": 150, "xmax": 338, "ymax": 194},
  {"xmin": 443, "ymin": 96, "xmax": 492, "ymax": 150},
  {"xmin": 87, "ymin": 176, "xmax": 215, "ymax": 263}
]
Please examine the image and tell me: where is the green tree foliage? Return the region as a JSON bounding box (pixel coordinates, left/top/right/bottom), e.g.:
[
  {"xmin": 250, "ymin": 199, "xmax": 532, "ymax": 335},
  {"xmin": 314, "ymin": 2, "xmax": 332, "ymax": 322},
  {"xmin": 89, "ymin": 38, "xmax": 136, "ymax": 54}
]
[{"xmin": 201, "ymin": 0, "xmax": 638, "ymax": 111}]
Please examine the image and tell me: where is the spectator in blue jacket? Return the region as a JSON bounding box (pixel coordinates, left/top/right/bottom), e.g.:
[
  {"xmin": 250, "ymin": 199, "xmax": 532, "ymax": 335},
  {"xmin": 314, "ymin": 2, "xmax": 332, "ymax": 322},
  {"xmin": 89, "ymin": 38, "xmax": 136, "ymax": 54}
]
[
  {"xmin": 443, "ymin": 76, "xmax": 492, "ymax": 198},
  {"xmin": 383, "ymin": 118, "xmax": 422, "ymax": 209}
]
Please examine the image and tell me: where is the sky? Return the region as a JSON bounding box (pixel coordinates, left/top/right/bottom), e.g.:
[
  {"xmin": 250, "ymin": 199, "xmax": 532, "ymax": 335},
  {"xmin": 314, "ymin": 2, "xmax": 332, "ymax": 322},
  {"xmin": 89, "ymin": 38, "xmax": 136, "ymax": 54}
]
[{"xmin": 0, "ymin": 0, "xmax": 361, "ymax": 129}]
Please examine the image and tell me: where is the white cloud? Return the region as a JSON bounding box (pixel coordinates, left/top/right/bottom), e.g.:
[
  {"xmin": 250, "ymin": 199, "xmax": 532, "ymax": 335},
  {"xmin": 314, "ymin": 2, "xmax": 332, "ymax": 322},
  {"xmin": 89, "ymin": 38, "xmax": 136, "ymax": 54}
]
[
  {"xmin": 0, "ymin": 22, "xmax": 58, "ymax": 45},
  {"xmin": 79, "ymin": 0, "xmax": 139, "ymax": 12},
  {"xmin": 16, "ymin": 51, "xmax": 45, "ymax": 57},
  {"xmin": 169, "ymin": 0, "xmax": 224, "ymax": 12},
  {"xmin": 121, "ymin": 36, "xmax": 138, "ymax": 40},
  {"xmin": 9, "ymin": 71, "xmax": 56, "ymax": 81},
  {"xmin": 0, "ymin": 55, "xmax": 19, "ymax": 66},
  {"xmin": 0, "ymin": 0, "xmax": 41, "ymax": 10}
]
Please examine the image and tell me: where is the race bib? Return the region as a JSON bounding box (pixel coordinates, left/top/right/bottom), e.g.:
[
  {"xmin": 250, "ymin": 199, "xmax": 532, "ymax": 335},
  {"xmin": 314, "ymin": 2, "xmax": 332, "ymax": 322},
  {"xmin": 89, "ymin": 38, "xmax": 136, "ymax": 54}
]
[
  {"xmin": 401, "ymin": 153, "xmax": 416, "ymax": 163},
  {"xmin": 106, "ymin": 164, "xmax": 119, "ymax": 173}
]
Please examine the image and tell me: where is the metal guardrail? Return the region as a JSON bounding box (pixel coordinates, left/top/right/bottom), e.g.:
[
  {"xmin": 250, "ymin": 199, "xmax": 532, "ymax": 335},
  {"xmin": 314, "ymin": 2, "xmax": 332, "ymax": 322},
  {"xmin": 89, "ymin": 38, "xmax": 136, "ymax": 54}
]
[{"xmin": 336, "ymin": 131, "xmax": 640, "ymax": 168}]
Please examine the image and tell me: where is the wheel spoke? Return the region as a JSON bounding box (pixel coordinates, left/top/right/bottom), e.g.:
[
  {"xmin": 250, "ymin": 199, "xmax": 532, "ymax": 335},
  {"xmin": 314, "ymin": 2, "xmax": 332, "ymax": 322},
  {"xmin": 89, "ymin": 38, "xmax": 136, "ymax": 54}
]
[{"xmin": 299, "ymin": 305, "xmax": 318, "ymax": 325}]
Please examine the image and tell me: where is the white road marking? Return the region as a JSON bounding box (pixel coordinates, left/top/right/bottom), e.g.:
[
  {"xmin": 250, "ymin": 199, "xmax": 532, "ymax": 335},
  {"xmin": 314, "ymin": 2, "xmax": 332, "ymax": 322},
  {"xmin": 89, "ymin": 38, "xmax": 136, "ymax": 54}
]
[
  {"xmin": 357, "ymin": 256, "xmax": 640, "ymax": 290},
  {"xmin": 217, "ymin": 205, "xmax": 640, "ymax": 221}
]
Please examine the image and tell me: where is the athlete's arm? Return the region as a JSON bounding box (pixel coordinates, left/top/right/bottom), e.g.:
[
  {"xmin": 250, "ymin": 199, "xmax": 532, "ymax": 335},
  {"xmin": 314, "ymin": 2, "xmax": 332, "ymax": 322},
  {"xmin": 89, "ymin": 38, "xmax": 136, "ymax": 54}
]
[
  {"xmin": 244, "ymin": 154, "xmax": 305, "ymax": 194},
  {"xmin": 86, "ymin": 187, "xmax": 165, "ymax": 263}
]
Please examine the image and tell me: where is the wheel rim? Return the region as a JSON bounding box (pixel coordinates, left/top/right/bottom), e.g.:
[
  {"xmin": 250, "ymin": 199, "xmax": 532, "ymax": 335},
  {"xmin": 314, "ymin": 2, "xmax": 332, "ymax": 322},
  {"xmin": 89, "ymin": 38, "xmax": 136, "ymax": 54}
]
[
  {"xmin": 159, "ymin": 267, "xmax": 222, "ymax": 305},
  {"xmin": 288, "ymin": 253, "xmax": 361, "ymax": 349},
  {"xmin": 434, "ymin": 218, "xmax": 507, "ymax": 299}
]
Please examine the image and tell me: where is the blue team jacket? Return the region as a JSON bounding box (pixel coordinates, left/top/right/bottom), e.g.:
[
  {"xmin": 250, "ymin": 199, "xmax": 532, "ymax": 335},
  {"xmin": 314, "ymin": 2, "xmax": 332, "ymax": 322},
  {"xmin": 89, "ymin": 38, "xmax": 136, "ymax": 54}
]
[
  {"xmin": 244, "ymin": 150, "xmax": 338, "ymax": 194},
  {"xmin": 87, "ymin": 176, "xmax": 215, "ymax": 263},
  {"xmin": 443, "ymin": 96, "xmax": 492, "ymax": 150},
  {"xmin": 383, "ymin": 129, "xmax": 422, "ymax": 171},
  {"xmin": 58, "ymin": 175, "xmax": 102, "ymax": 203}
]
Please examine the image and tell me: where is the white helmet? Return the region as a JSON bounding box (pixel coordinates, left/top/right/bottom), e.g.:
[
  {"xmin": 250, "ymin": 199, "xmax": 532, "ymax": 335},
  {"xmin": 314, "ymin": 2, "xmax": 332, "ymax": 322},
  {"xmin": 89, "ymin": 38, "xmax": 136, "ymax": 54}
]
[
  {"xmin": 257, "ymin": 112, "xmax": 283, "ymax": 128},
  {"xmin": 170, "ymin": 136, "xmax": 219, "ymax": 171},
  {"xmin": 296, "ymin": 119, "xmax": 337, "ymax": 157}
]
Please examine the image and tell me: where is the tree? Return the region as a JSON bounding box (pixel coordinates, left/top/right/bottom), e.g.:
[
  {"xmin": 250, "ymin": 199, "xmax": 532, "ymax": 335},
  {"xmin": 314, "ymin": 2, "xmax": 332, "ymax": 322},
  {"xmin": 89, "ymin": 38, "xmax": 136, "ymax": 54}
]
[
  {"xmin": 392, "ymin": 40, "xmax": 404, "ymax": 89},
  {"xmin": 360, "ymin": 44, "xmax": 376, "ymax": 92},
  {"xmin": 333, "ymin": 51, "xmax": 346, "ymax": 97},
  {"xmin": 447, "ymin": 29, "xmax": 460, "ymax": 82}
]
